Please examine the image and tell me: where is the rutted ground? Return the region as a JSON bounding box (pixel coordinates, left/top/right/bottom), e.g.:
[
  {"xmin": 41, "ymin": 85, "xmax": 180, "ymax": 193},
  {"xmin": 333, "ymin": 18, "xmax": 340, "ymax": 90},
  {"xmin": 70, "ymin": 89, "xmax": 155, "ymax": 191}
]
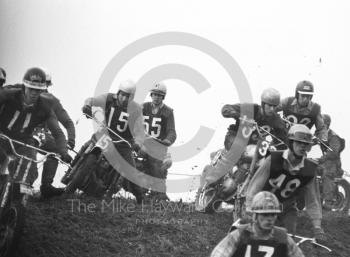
[{"xmin": 15, "ymin": 196, "xmax": 350, "ymax": 257}]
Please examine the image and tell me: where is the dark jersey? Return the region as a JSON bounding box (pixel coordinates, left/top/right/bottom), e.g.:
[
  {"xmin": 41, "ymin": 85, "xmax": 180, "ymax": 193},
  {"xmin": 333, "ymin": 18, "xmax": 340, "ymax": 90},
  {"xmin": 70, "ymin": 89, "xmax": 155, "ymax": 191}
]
[
  {"xmin": 282, "ymin": 97, "xmax": 320, "ymax": 129},
  {"xmin": 5, "ymin": 84, "xmax": 75, "ymax": 145},
  {"xmin": 223, "ymin": 103, "xmax": 287, "ymax": 143},
  {"xmin": 142, "ymin": 102, "xmax": 176, "ymax": 143},
  {"xmin": 0, "ymin": 87, "xmax": 66, "ymax": 153},
  {"xmin": 262, "ymin": 151, "xmax": 317, "ymax": 202},
  {"xmin": 104, "ymin": 94, "xmax": 136, "ymax": 143},
  {"xmin": 233, "ymin": 226, "xmax": 288, "ymax": 257}
]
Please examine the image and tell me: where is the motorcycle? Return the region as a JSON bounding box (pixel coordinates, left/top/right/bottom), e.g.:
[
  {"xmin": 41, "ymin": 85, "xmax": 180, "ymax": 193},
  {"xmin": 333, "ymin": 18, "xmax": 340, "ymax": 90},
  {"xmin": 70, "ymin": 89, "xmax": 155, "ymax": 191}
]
[
  {"xmin": 62, "ymin": 112, "xmax": 145, "ymax": 199},
  {"xmin": 195, "ymin": 118, "xmax": 286, "ymax": 214},
  {"xmin": 0, "ymin": 133, "xmax": 68, "ymax": 257}
]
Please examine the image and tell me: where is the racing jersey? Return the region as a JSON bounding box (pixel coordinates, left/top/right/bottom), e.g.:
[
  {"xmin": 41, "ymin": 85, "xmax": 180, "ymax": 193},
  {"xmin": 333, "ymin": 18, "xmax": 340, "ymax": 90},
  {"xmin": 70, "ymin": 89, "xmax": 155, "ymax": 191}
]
[
  {"xmin": 211, "ymin": 223, "xmax": 304, "ymax": 257},
  {"xmin": 0, "ymin": 87, "xmax": 66, "ymax": 154},
  {"xmin": 279, "ymin": 97, "xmax": 327, "ymax": 141},
  {"xmin": 142, "ymin": 102, "xmax": 176, "ymax": 144}
]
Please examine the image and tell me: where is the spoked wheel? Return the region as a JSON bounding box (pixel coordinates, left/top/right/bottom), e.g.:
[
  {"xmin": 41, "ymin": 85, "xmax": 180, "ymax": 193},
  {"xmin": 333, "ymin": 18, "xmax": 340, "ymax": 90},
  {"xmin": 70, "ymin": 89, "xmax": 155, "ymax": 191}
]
[
  {"xmin": 323, "ymin": 179, "xmax": 350, "ymax": 212},
  {"xmin": 65, "ymin": 154, "xmax": 97, "ymax": 195},
  {"xmin": 195, "ymin": 187, "xmax": 222, "ymax": 213},
  {"xmin": 0, "ymin": 203, "xmax": 25, "ymax": 257}
]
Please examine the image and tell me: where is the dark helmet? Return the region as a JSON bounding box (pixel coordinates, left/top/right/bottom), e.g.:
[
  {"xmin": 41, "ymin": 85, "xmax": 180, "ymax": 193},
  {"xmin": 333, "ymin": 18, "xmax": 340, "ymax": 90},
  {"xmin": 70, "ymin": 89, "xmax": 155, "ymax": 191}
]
[
  {"xmin": 0, "ymin": 67, "xmax": 6, "ymax": 85},
  {"xmin": 45, "ymin": 71, "xmax": 53, "ymax": 86},
  {"xmin": 295, "ymin": 80, "xmax": 314, "ymax": 99},
  {"xmin": 23, "ymin": 67, "xmax": 47, "ymax": 90},
  {"xmin": 322, "ymin": 114, "xmax": 331, "ymax": 127}
]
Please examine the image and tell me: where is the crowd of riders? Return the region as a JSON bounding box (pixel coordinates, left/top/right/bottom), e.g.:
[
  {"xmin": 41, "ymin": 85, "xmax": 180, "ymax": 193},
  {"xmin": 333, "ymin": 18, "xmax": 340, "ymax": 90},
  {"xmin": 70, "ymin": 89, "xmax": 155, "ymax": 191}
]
[
  {"xmin": 0, "ymin": 66, "xmax": 347, "ymax": 256},
  {"xmin": 0, "ymin": 66, "xmax": 177, "ymax": 204}
]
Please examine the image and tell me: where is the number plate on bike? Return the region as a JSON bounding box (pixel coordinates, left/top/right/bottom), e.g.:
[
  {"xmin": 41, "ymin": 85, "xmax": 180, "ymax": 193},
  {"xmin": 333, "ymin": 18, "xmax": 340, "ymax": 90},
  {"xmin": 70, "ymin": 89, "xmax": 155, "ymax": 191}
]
[{"xmin": 20, "ymin": 184, "xmax": 33, "ymax": 195}]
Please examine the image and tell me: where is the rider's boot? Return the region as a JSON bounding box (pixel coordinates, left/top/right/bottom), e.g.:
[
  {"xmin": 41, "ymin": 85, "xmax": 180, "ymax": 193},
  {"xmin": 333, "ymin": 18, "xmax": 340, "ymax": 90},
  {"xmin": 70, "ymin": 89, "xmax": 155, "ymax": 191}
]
[
  {"xmin": 40, "ymin": 157, "xmax": 64, "ymax": 199},
  {"xmin": 40, "ymin": 184, "xmax": 65, "ymax": 198}
]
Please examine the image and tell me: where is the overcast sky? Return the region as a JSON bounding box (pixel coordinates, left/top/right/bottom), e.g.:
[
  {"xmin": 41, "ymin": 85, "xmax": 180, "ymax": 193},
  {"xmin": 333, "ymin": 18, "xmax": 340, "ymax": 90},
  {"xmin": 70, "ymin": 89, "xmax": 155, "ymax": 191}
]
[{"xmin": 1, "ymin": 0, "xmax": 349, "ymax": 197}]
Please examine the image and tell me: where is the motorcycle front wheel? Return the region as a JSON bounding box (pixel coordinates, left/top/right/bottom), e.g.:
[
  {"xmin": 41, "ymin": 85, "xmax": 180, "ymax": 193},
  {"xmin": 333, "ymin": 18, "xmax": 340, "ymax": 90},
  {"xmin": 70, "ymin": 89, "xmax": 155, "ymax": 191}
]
[
  {"xmin": 195, "ymin": 187, "xmax": 222, "ymax": 214},
  {"xmin": 65, "ymin": 153, "xmax": 97, "ymax": 195},
  {"xmin": 0, "ymin": 201, "xmax": 25, "ymax": 257}
]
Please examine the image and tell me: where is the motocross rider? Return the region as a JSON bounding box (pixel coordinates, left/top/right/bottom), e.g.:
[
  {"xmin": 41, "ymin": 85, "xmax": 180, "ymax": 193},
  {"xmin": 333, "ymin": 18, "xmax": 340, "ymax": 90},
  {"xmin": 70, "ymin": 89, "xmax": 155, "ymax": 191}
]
[
  {"xmin": 222, "ymin": 87, "xmax": 287, "ymax": 151},
  {"xmin": 203, "ymin": 88, "xmax": 287, "ymax": 190},
  {"xmin": 211, "ymin": 191, "xmax": 304, "ymax": 257},
  {"xmin": 4, "ymin": 69, "xmax": 75, "ymax": 198},
  {"xmin": 278, "ymin": 80, "xmax": 327, "ymax": 143},
  {"xmin": 142, "ymin": 82, "xmax": 176, "ymax": 201},
  {"xmin": 318, "ymin": 114, "xmax": 346, "ymax": 209},
  {"xmin": 0, "ymin": 67, "xmax": 70, "ymax": 186},
  {"xmin": 244, "ymin": 124, "xmax": 326, "ymax": 242},
  {"xmin": 82, "ymin": 80, "xmax": 145, "ymax": 204}
]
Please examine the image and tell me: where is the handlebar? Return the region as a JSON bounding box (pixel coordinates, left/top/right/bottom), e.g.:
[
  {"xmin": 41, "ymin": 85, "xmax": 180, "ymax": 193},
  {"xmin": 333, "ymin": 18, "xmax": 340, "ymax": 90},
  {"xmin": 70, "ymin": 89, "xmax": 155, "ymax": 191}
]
[
  {"xmin": 0, "ymin": 133, "xmax": 71, "ymax": 167},
  {"xmin": 238, "ymin": 116, "xmax": 286, "ymax": 147},
  {"xmin": 280, "ymin": 116, "xmax": 333, "ymax": 152},
  {"xmin": 86, "ymin": 110, "xmax": 168, "ymax": 148},
  {"xmin": 85, "ymin": 111, "xmax": 132, "ymax": 148},
  {"xmin": 288, "ymin": 234, "xmax": 332, "ymax": 252}
]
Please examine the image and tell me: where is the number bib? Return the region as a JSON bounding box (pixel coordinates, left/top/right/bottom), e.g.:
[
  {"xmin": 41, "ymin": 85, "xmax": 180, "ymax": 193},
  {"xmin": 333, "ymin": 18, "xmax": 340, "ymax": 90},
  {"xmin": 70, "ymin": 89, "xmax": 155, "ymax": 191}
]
[
  {"xmin": 233, "ymin": 227, "xmax": 288, "ymax": 257},
  {"xmin": 105, "ymin": 94, "xmax": 133, "ymax": 141},
  {"xmin": 263, "ymin": 151, "xmax": 317, "ymax": 201},
  {"xmin": 142, "ymin": 103, "xmax": 168, "ymax": 140},
  {"xmin": 283, "ymin": 97, "xmax": 320, "ymax": 129}
]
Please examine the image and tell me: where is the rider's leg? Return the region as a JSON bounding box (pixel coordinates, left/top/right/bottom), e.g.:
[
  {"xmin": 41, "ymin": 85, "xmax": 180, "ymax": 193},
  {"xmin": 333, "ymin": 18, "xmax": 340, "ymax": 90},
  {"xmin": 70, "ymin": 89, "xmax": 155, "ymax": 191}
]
[
  {"xmin": 321, "ymin": 161, "xmax": 337, "ymax": 206},
  {"xmin": 116, "ymin": 144, "xmax": 144, "ymax": 204},
  {"xmin": 40, "ymin": 133, "xmax": 63, "ymax": 198},
  {"xmin": 276, "ymin": 200, "xmax": 298, "ymax": 234},
  {"xmin": 147, "ymin": 155, "xmax": 168, "ymax": 200}
]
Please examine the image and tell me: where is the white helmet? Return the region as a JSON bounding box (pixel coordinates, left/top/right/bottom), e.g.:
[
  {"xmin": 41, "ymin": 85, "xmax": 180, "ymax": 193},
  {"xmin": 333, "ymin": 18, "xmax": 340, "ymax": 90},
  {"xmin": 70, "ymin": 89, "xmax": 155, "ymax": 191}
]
[
  {"xmin": 150, "ymin": 82, "xmax": 167, "ymax": 96},
  {"xmin": 118, "ymin": 79, "xmax": 136, "ymax": 95}
]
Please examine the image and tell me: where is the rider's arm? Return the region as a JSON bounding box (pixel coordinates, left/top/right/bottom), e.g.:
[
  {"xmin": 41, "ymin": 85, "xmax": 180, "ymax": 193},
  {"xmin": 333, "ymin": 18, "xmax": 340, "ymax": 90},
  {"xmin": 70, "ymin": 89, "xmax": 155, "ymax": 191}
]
[
  {"xmin": 221, "ymin": 104, "xmax": 241, "ymax": 119},
  {"xmin": 44, "ymin": 94, "xmax": 76, "ymax": 147},
  {"xmin": 84, "ymin": 93, "xmax": 109, "ymax": 108},
  {"xmin": 210, "ymin": 230, "xmax": 241, "ymax": 257},
  {"xmin": 304, "ymin": 176, "xmax": 322, "ymax": 228},
  {"xmin": 286, "ymin": 234, "xmax": 305, "ymax": 257},
  {"xmin": 0, "ymin": 86, "xmax": 22, "ymax": 103},
  {"xmin": 245, "ymin": 156, "xmax": 272, "ymax": 210},
  {"xmin": 46, "ymin": 111, "xmax": 67, "ymax": 155},
  {"xmin": 164, "ymin": 107, "xmax": 176, "ymax": 145},
  {"xmin": 314, "ymin": 108, "xmax": 328, "ymax": 142},
  {"xmin": 319, "ymin": 133, "xmax": 342, "ymax": 162}
]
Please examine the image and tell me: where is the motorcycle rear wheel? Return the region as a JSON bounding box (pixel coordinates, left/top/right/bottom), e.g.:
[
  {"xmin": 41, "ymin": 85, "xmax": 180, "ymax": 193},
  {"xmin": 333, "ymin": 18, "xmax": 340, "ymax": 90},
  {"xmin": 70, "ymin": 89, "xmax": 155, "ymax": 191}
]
[{"xmin": 323, "ymin": 178, "xmax": 350, "ymax": 212}]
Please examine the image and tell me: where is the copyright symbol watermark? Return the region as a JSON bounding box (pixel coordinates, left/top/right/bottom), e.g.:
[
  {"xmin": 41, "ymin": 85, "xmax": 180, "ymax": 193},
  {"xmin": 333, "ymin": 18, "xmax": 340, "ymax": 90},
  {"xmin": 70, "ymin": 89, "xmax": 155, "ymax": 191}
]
[{"xmin": 93, "ymin": 31, "xmax": 253, "ymax": 193}]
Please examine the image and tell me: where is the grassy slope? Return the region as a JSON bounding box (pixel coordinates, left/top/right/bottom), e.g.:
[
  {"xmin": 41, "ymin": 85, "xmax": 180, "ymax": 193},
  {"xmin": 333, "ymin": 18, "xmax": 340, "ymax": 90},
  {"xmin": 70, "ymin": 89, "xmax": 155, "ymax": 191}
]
[{"xmin": 15, "ymin": 196, "xmax": 350, "ymax": 257}]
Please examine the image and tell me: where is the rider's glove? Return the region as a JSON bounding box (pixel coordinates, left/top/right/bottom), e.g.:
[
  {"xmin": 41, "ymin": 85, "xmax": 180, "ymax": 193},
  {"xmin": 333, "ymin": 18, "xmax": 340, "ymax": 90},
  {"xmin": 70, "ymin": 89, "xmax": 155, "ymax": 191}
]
[
  {"xmin": 313, "ymin": 227, "xmax": 327, "ymax": 244},
  {"xmin": 61, "ymin": 152, "xmax": 73, "ymax": 164},
  {"xmin": 82, "ymin": 105, "xmax": 92, "ymax": 118},
  {"xmin": 131, "ymin": 142, "xmax": 142, "ymax": 153},
  {"xmin": 161, "ymin": 139, "xmax": 172, "ymax": 146},
  {"xmin": 67, "ymin": 139, "xmax": 75, "ymax": 150}
]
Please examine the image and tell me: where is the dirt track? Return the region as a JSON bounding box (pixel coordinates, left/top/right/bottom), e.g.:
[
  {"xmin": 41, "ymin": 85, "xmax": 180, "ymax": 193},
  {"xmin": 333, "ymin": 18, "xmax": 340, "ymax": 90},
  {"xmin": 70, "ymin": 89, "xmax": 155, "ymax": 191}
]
[{"xmin": 15, "ymin": 196, "xmax": 350, "ymax": 257}]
